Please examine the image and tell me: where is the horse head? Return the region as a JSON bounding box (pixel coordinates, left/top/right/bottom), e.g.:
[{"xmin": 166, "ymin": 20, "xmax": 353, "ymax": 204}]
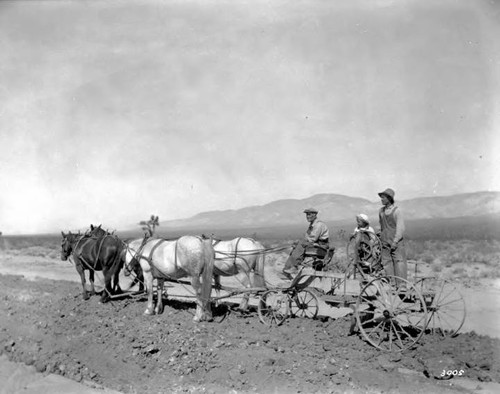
[
  {"xmin": 89, "ymin": 224, "xmax": 107, "ymax": 238},
  {"xmin": 60, "ymin": 231, "xmax": 76, "ymax": 261},
  {"xmin": 61, "ymin": 231, "xmax": 83, "ymax": 261}
]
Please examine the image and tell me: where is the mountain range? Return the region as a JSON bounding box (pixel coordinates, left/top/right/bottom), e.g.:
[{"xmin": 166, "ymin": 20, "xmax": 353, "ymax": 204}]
[{"xmin": 160, "ymin": 191, "xmax": 500, "ymax": 230}]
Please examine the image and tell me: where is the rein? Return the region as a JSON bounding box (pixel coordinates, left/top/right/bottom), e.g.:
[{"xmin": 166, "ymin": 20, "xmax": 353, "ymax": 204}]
[
  {"xmin": 126, "ymin": 237, "xmax": 177, "ymax": 280},
  {"xmin": 214, "ymin": 243, "xmax": 294, "ymax": 260}
]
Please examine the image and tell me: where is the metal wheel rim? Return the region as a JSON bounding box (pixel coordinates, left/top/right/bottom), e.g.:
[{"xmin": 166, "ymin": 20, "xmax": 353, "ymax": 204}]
[
  {"xmin": 257, "ymin": 290, "xmax": 289, "ymax": 326},
  {"xmin": 355, "ymin": 275, "xmax": 427, "ymax": 352},
  {"xmin": 290, "ymin": 288, "xmax": 319, "ymax": 319},
  {"xmin": 416, "ymin": 278, "xmax": 466, "ymax": 337},
  {"xmin": 346, "ymin": 235, "xmax": 382, "ymax": 279}
]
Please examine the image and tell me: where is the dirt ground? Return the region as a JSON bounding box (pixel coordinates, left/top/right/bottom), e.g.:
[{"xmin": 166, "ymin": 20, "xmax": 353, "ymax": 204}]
[{"xmin": 1, "ymin": 272, "xmax": 500, "ymax": 394}]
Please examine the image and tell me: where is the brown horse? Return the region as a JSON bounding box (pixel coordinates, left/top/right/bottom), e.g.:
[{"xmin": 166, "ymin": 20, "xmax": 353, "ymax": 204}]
[{"xmin": 61, "ymin": 231, "xmax": 124, "ymax": 302}]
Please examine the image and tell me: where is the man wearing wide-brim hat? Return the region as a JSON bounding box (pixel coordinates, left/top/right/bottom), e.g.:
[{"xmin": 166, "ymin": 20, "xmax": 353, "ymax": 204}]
[
  {"xmin": 282, "ymin": 207, "xmax": 330, "ymax": 276},
  {"xmin": 378, "ymin": 188, "xmax": 407, "ymax": 290}
]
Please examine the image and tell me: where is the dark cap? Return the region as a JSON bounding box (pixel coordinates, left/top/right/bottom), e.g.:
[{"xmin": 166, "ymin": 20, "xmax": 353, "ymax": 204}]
[
  {"xmin": 303, "ymin": 207, "xmax": 318, "ymax": 214},
  {"xmin": 378, "ymin": 188, "xmax": 395, "ymax": 201}
]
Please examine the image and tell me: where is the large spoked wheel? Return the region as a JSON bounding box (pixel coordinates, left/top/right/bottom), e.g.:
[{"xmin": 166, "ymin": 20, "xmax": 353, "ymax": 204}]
[
  {"xmin": 415, "ymin": 278, "xmax": 466, "ymax": 337},
  {"xmin": 289, "ymin": 288, "xmax": 319, "ymax": 319},
  {"xmin": 258, "ymin": 290, "xmax": 289, "ymax": 326},
  {"xmin": 355, "ymin": 275, "xmax": 427, "ymax": 352}
]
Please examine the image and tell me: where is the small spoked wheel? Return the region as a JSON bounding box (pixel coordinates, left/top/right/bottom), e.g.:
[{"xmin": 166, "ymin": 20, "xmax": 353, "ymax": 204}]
[
  {"xmin": 346, "ymin": 233, "xmax": 382, "ymax": 279},
  {"xmin": 289, "ymin": 288, "xmax": 319, "ymax": 319},
  {"xmin": 415, "ymin": 278, "xmax": 466, "ymax": 337},
  {"xmin": 258, "ymin": 290, "xmax": 289, "ymax": 326},
  {"xmin": 355, "ymin": 275, "xmax": 427, "ymax": 352}
]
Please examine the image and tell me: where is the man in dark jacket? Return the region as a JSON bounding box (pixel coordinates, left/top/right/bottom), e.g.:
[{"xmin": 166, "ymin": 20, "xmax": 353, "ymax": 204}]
[{"xmin": 378, "ymin": 188, "xmax": 407, "ymax": 290}]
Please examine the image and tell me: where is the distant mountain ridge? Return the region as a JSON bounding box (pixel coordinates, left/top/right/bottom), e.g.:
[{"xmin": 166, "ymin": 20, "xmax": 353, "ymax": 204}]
[{"xmin": 161, "ymin": 191, "xmax": 500, "ymax": 230}]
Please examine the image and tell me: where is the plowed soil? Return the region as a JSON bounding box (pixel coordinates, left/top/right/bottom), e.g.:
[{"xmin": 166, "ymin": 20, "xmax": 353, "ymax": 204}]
[{"xmin": 1, "ymin": 273, "xmax": 499, "ymax": 394}]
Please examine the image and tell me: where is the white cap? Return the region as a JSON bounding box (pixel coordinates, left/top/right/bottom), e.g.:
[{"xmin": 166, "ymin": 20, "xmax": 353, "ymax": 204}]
[{"xmin": 356, "ymin": 213, "xmax": 369, "ymax": 224}]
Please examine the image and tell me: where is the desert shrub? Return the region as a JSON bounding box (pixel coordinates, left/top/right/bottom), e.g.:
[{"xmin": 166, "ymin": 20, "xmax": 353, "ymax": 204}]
[
  {"xmin": 431, "ymin": 258, "xmax": 443, "ymax": 273},
  {"xmin": 469, "ymin": 240, "xmax": 500, "ymax": 254},
  {"xmin": 451, "ymin": 266, "xmax": 466, "ymax": 276},
  {"xmin": 419, "ymin": 252, "xmax": 434, "ymax": 264},
  {"xmin": 17, "ymin": 246, "xmax": 59, "ymax": 259}
]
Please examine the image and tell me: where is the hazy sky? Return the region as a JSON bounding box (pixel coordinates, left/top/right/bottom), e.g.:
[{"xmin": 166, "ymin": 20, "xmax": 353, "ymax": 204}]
[{"xmin": 1, "ymin": 0, "xmax": 499, "ymax": 234}]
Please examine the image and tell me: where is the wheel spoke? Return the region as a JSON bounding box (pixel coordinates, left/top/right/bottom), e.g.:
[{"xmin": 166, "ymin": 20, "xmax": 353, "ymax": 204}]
[
  {"xmin": 291, "ymin": 289, "xmax": 319, "ymax": 319},
  {"xmin": 357, "ymin": 275, "xmax": 427, "ymax": 351},
  {"xmin": 390, "ymin": 319, "xmax": 405, "ymax": 350},
  {"xmin": 258, "ymin": 290, "xmax": 289, "ymax": 326},
  {"xmin": 376, "ymin": 320, "xmax": 389, "ymax": 347},
  {"xmin": 420, "ymin": 279, "xmax": 466, "ymax": 336}
]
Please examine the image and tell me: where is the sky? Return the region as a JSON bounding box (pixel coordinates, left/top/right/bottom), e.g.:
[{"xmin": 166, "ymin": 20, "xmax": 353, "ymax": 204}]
[{"xmin": 0, "ymin": 0, "xmax": 499, "ymax": 234}]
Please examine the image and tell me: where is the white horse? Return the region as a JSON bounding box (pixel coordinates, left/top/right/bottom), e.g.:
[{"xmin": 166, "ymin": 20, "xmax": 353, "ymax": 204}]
[
  {"xmin": 213, "ymin": 237, "xmax": 267, "ymax": 311},
  {"xmin": 124, "ymin": 235, "xmax": 215, "ymax": 322}
]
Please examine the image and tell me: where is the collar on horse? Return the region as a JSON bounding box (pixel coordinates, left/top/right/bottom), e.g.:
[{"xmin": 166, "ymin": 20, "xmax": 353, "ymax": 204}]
[{"xmin": 131, "ymin": 236, "xmax": 179, "ymax": 279}]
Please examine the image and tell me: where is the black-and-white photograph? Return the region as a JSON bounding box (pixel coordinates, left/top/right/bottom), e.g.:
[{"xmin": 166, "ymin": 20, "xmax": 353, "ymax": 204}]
[{"xmin": 0, "ymin": 1, "xmax": 499, "ymax": 393}]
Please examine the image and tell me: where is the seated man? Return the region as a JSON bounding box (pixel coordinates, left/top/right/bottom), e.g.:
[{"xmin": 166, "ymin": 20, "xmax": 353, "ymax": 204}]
[{"xmin": 283, "ymin": 208, "xmax": 330, "ymax": 275}]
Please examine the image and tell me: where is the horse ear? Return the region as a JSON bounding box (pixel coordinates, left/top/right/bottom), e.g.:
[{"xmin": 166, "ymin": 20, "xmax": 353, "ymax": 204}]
[
  {"xmin": 91, "ymin": 224, "xmax": 94, "ymax": 230},
  {"xmin": 61, "ymin": 231, "xmax": 65, "ymax": 237}
]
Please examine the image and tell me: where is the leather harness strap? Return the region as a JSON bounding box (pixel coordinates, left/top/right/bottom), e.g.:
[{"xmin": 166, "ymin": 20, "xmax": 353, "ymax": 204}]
[{"xmin": 72, "ymin": 234, "xmax": 107, "ymax": 271}]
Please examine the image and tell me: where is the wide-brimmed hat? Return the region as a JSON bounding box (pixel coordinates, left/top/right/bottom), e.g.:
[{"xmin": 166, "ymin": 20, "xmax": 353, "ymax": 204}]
[
  {"xmin": 303, "ymin": 207, "xmax": 318, "ymax": 214},
  {"xmin": 378, "ymin": 188, "xmax": 395, "ymax": 201}
]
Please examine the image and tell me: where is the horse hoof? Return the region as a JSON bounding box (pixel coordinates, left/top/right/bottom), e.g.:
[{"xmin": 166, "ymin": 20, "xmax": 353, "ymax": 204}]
[
  {"xmin": 144, "ymin": 309, "xmax": 155, "ymax": 316},
  {"xmin": 83, "ymin": 295, "xmax": 90, "ymax": 301},
  {"xmin": 193, "ymin": 315, "xmax": 213, "ymax": 323}
]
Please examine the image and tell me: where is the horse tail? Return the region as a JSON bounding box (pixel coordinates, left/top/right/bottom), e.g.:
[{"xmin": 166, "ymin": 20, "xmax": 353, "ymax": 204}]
[
  {"xmin": 201, "ymin": 237, "xmax": 215, "ymax": 309},
  {"xmin": 253, "ymin": 242, "xmax": 267, "ymax": 289}
]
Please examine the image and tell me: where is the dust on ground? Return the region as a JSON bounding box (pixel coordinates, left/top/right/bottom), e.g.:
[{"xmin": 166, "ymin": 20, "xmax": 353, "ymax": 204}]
[{"xmin": 1, "ymin": 270, "xmax": 500, "ymax": 394}]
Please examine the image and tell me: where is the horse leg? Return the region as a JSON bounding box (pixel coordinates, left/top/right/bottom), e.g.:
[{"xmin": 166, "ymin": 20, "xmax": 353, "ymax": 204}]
[
  {"xmin": 191, "ymin": 276, "xmax": 204, "ymax": 322},
  {"xmin": 100, "ymin": 269, "xmax": 112, "ymax": 303},
  {"xmin": 144, "ymin": 273, "xmax": 155, "ymax": 315},
  {"xmin": 154, "ymin": 279, "xmax": 165, "ymax": 315},
  {"xmin": 75, "ymin": 262, "xmax": 89, "ymax": 300},
  {"xmin": 192, "ymin": 275, "xmax": 213, "ymax": 323},
  {"xmin": 114, "ymin": 271, "xmax": 123, "ymax": 294},
  {"xmin": 113, "ymin": 253, "xmax": 124, "ymax": 295},
  {"xmin": 235, "ymin": 271, "xmax": 251, "ymax": 312},
  {"xmin": 134, "ymin": 264, "xmax": 145, "ymax": 292},
  {"xmin": 212, "ymin": 274, "xmax": 222, "ymax": 307},
  {"xmin": 112, "ymin": 265, "xmax": 122, "ymax": 295},
  {"xmin": 88, "ymin": 270, "xmax": 96, "ymax": 297}
]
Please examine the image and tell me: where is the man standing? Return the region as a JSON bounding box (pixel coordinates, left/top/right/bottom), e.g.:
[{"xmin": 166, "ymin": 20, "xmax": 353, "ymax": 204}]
[
  {"xmin": 283, "ymin": 208, "xmax": 330, "ymax": 275},
  {"xmin": 378, "ymin": 188, "xmax": 407, "ymax": 289}
]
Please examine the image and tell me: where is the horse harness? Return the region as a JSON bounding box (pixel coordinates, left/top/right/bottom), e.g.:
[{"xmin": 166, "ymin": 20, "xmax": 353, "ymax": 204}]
[
  {"xmin": 129, "ymin": 236, "xmax": 184, "ymax": 279},
  {"xmin": 213, "ymin": 237, "xmax": 253, "ymax": 277},
  {"xmin": 69, "ymin": 234, "xmax": 113, "ymax": 272}
]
